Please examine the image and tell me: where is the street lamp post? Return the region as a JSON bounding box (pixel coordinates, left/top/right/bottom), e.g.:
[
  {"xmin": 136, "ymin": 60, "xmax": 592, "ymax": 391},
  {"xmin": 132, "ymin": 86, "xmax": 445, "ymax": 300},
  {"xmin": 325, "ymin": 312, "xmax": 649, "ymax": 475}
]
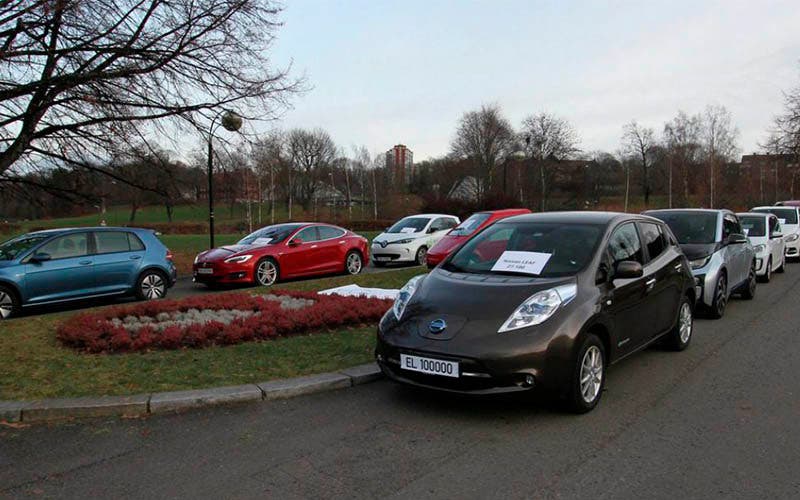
[{"xmin": 207, "ymin": 110, "xmax": 243, "ymax": 249}]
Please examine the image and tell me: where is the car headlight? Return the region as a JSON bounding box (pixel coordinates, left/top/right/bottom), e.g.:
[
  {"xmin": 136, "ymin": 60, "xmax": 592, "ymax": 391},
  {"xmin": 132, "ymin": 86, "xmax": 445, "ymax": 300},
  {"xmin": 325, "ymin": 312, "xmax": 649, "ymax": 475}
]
[
  {"xmin": 498, "ymin": 284, "xmax": 577, "ymax": 333},
  {"xmin": 689, "ymin": 256, "xmax": 711, "ymax": 269},
  {"xmin": 753, "ymin": 244, "xmax": 766, "ymax": 254},
  {"xmin": 194, "ymin": 254, "xmax": 200, "ymax": 264},
  {"xmin": 786, "ymin": 233, "xmax": 799, "ymax": 242},
  {"xmin": 224, "ymin": 254, "xmax": 253, "ymax": 264},
  {"xmin": 391, "ymin": 238, "xmax": 416, "ymax": 245},
  {"xmin": 393, "ymin": 275, "xmax": 425, "ymax": 320}
]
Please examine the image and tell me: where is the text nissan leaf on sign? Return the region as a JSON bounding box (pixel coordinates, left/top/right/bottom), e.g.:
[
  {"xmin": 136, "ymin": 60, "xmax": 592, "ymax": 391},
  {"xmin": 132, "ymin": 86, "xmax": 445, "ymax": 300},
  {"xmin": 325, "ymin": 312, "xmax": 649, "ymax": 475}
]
[{"xmin": 376, "ymin": 212, "xmax": 695, "ymax": 413}]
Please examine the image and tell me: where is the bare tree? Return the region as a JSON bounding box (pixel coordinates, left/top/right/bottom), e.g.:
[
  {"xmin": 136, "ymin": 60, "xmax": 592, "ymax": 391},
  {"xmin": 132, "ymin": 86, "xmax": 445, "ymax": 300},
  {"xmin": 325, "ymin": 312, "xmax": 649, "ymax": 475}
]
[
  {"xmin": 701, "ymin": 105, "xmax": 739, "ymax": 208},
  {"xmin": 450, "ymin": 104, "xmax": 514, "ymax": 199},
  {"xmin": 0, "ymin": 0, "xmax": 302, "ymax": 184},
  {"xmin": 520, "ymin": 112, "xmax": 580, "ymax": 211},
  {"xmin": 663, "ymin": 111, "xmax": 702, "ymax": 206},
  {"xmin": 621, "ymin": 120, "xmax": 656, "ymax": 207},
  {"xmin": 286, "ymin": 128, "xmax": 337, "ymax": 211},
  {"xmin": 253, "ymin": 130, "xmax": 285, "ymax": 224}
]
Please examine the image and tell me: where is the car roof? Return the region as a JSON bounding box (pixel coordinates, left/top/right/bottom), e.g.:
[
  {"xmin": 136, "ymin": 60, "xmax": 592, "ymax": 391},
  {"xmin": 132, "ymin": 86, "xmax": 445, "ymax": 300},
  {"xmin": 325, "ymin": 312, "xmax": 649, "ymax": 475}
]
[
  {"xmin": 28, "ymin": 226, "xmax": 144, "ymax": 236},
  {"xmin": 478, "ymin": 208, "xmax": 531, "ymax": 216},
  {"xmin": 751, "ymin": 205, "xmax": 799, "ymax": 211},
  {"xmin": 401, "ymin": 214, "xmax": 457, "ymax": 219},
  {"xmin": 500, "ymin": 211, "xmax": 637, "ymax": 226},
  {"xmin": 737, "ymin": 212, "xmax": 774, "ymax": 219},
  {"xmin": 644, "ymin": 208, "xmax": 729, "ymax": 215}
]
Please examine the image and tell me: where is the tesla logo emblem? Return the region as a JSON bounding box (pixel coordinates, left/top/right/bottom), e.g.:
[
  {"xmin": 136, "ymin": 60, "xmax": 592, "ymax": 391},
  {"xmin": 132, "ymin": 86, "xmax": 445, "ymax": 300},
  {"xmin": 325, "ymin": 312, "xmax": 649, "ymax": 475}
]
[
  {"xmin": 380, "ymin": 241, "xmax": 388, "ymax": 248},
  {"xmin": 429, "ymin": 319, "xmax": 447, "ymax": 334}
]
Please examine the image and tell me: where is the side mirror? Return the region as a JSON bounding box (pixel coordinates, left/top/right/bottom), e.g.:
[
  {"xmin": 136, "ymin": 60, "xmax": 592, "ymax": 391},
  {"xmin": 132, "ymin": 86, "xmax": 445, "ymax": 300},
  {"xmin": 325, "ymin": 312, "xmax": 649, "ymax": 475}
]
[
  {"xmin": 31, "ymin": 252, "xmax": 52, "ymax": 263},
  {"xmin": 727, "ymin": 233, "xmax": 748, "ymax": 245},
  {"xmin": 614, "ymin": 261, "xmax": 644, "ymax": 280},
  {"xmin": 771, "ymin": 231, "xmax": 783, "ymax": 240},
  {"xmin": 288, "ymin": 238, "xmax": 303, "ymax": 247},
  {"xmin": 427, "ymin": 227, "xmax": 437, "ymax": 234}
]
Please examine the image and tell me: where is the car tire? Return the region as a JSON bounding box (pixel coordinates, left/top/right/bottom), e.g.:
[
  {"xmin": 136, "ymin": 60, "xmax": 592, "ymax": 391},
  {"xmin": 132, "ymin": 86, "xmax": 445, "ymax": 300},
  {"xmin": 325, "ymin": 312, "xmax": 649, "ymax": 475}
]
[
  {"xmin": 0, "ymin": 284, "xmax": 20, "ymax": 320},
  {"xmin": 564, "ymin": 333, "xmax": 605, "ymax": 414},
  {"xmin": 345, "ymin": 250, "xmax": 363, "ymax": 275},
  {"xmin": 664, "ymin": 296, "xmax": 693, "ymax": 351},
  {"xmin": 776, "ymin": 254, "xmax": 786, "ymax": 273},
  {"xmin": 741, "ymin": 264, "xmax": 757, "ymax": 300},
  {"xmin": 415, "ymin": 246, "xmax": 428, "ymax": 266},
  {"xmin": 707, "ymin": 272, "xmax": 727, "ymax": 319},
  {"xmin": 758, "ymin": 258, "xmax": 771, "ymax": 283},
  {"xmin": 254, "ymin": 258, "xmax": 279, "ymax": 286},
  {"xmin": 135, "ymin": 270, "xmax": 168, "ymax": 301}
]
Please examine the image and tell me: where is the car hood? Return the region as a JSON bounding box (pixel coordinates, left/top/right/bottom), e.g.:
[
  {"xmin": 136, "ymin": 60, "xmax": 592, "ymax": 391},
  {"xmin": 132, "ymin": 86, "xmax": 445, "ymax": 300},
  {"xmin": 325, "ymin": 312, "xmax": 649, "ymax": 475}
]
[
  {"xmin": 428, "ymin": 234, "xmax": 466, "ymax": 255},
  {"xmin": 373, "ymin": 232, "xmax": 424, "ymax": 245},
  {"xmin": 401, "ymin": 269, "xmax": 576, "ymax": 340},
  {"xmin": 196, "ymin": 244, "xmax": 268, "ymax": 263},
  {"xmin": 0, "ymin": 260, "xmax": 18, "ymax": 270},
  {"xmin": 679, "ymin": 243, "xmax": 719, "ymax": 261}
]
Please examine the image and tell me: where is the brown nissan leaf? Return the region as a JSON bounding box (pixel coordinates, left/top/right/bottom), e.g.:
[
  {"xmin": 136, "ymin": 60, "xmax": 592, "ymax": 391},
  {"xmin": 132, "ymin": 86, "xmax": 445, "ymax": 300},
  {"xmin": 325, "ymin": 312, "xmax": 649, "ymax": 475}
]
[{"xmin": 375, "ymin": 212, "xmax": 695, "ymax": 413}]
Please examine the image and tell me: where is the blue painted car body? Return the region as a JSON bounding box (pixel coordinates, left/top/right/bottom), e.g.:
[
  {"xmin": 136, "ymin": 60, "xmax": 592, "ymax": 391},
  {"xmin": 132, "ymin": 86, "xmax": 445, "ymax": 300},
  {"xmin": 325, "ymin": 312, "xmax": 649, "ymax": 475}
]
[{"xmin": 0, "ymin": 227, "xmax": 177, "ymax": 308}]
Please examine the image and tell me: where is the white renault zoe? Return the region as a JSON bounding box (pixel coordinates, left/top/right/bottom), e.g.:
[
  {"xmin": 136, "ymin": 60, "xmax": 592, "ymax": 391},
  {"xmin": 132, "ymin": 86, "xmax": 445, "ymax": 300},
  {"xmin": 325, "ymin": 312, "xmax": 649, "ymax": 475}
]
[
  {"xmin": 371, "ymin": 214, "xmax": 460, "ymax": 266},
  {"xmin": 751, "ymin": 206, "xmax": 800, "ymax": 261},
  {"xmin": 738, "ymin": 212, "xmax": 786, "ymax": 282}
]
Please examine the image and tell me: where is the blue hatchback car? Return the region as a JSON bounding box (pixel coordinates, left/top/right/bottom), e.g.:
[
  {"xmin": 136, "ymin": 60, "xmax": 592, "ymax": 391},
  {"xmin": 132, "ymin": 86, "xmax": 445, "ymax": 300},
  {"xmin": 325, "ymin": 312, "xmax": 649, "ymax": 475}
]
[{"xmin": 0, "ymin": 227, "xmax": 177, "ymax": 319}]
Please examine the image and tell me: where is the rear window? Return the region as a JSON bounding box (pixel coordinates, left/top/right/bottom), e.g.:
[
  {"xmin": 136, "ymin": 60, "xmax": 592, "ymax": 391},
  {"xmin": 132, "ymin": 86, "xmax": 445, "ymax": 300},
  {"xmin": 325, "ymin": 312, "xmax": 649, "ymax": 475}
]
[
  {"xmin": 752, "ymin": 207, "xmax": 798, "ymax": 225},
  {"xmin": 739, "ymin": 216, "xmax": 766, "ymax": 237}
]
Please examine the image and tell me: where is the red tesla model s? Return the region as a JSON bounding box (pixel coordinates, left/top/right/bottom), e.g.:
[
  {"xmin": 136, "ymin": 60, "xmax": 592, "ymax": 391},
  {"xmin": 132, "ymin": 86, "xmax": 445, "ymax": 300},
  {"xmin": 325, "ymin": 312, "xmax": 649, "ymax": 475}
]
[
  {"xmin": 425, "ymin": 208, "xmax": 532, "ymax": 268},
  {"xmin": 193, "ymin": 223, "xmax": 369, "ymax": 287}
]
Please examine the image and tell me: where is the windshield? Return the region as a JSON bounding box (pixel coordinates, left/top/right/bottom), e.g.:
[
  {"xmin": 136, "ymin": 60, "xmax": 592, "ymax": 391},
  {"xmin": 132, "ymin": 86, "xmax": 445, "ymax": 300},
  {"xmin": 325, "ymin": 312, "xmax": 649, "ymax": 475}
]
[
  {"xmin": 739, "ymin": 216, "xmax": 766, "ymax": 237},
  {"xmin": 0, "ymin": 234, "xmax": 50, "ymax": 261},
  {"xmin": 443, "ymin": 222, "xmax": 603, "ymax": 277},
  {"xmin": 649, "ymin": 212, "xmax": 718, "ymax": 244},
  {"xmin": 449, "ymin": 213, "xmax": 491, "ymax": 236},
  {"xmin": 752, "ymin": 207, "xmax": 798, "ymax": 225},
  {"xmin": 238, "ymin": 224, "xmax": 301, "ymax": 245},
  {"xmin": 386, "ymin": 217, "xmax": 429, "ymax": 234}
]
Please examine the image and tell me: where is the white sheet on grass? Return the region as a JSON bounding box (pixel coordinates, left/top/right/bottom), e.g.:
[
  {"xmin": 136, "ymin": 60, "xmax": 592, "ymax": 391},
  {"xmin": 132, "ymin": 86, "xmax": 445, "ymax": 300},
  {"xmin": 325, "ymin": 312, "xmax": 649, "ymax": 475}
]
[{"xmin": 319, "ymin": 284, "xmax": 399, "ymax": 300}]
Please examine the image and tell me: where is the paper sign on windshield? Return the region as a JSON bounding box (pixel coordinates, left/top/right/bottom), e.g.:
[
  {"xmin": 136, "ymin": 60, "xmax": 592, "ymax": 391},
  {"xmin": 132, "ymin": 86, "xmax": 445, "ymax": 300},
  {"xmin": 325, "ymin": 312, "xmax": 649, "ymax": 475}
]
[
  {"xmin": 253, "ymin": 237, "xmax": 272, "ymax": 245},
  {"xmin": 779, "ymin": 218, "xmax": 787, "ymax": 225},
  {"xmin": 742, "ymin": 228, "xmax": 749, "ymax": 236},
  {"xmin": 491, "ymin": 251, "xmax": 552, "ymax": 275},
  {"xmin": 400, "ymin": 227, "xmax": 417, "ymax": 234}
]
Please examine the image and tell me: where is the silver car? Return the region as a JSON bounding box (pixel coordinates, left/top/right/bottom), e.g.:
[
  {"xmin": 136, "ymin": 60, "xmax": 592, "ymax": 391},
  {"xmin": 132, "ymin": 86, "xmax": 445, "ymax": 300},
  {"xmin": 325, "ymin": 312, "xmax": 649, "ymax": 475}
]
[{"xmin": 644, "ymin": 209, "xmax": 756, "ymax": 318}]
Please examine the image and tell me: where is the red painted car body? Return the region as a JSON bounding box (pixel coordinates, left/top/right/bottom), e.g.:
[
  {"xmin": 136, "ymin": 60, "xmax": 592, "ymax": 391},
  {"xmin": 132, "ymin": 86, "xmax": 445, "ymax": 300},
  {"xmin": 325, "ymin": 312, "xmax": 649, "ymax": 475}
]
[
  {"xmin": 425, "ymin": 208, "xmax": 532, "ymax": 268},
  {"xmin": 192, "ymin": 223, "xmax": 369, "ymax": 286}
]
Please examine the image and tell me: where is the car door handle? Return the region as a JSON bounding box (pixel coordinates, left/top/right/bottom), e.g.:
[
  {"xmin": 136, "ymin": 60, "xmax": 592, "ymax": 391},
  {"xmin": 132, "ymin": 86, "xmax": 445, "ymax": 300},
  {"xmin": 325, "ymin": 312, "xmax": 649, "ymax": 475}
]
[
  {"xmin": 129, "ymin": 255, "xmax": 142, "ymax": 260},
  {"xmin": 673, "ymin": 263, "xmax": 682, "ymax": 271},
  {"xmin": 311, "ymin": 245, "xmax": 318, "ymax": 249},
  {"xmin": 79, "ymin": 260, "xmax": 92, "ymax": 266},
  {"xmin": 645, "ymin": 278, "xmax": 656, "ymax": 290}
]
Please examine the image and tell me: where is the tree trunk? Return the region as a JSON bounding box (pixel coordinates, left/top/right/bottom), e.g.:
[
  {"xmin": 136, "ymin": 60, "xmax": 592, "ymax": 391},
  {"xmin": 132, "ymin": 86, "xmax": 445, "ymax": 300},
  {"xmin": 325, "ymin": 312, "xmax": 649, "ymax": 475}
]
[
  {"xmin": 372, "ymin": 169, "xmax": 378, "ymax": 220},
  {"xmin": 624, "ymin": 166, "xmax": 630, "ymax": 213},
  {"xmin": 539, "ymin": 160, "xmax": 546, "ymax": 212},
  {"xmin": 129, "ymin": 200, "xmax": 139, "ymax": 223}
]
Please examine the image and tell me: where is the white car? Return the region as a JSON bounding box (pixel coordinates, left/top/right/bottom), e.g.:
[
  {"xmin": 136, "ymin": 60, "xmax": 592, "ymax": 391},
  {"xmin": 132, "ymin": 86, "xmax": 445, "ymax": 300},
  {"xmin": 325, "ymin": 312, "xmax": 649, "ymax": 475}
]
[
  {"xmin": 371, "ymin": 214, "xmax": 460, "ymax": 266},
  {"xmin": 751, "ymin": 206, "xmax": 800, "ymax": 261},
  {"xmin": 738, "ymin": 212, "xmax": 786, "ymax": 282}
]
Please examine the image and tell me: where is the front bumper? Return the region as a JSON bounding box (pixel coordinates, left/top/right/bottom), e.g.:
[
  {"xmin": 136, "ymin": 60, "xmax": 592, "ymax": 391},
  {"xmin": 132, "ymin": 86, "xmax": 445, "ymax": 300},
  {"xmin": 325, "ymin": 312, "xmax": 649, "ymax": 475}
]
[
  {"xmin": 371, "ymin": 245, "xmax": 416, "ymax": 263},
  {"xmin": 785, "ymin": 238, "xmax": 800, "ymax": 258},
  {"xmin": 192, "ymin": 261, "xmax": 253, "ymax": 284}
]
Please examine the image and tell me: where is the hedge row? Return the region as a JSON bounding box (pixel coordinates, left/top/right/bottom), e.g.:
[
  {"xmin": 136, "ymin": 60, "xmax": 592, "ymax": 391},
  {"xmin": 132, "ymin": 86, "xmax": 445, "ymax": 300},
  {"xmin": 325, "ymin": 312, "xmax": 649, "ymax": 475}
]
[{"xmin": 56, "ymin": 290, "xmax": 392, "ymax": 354}]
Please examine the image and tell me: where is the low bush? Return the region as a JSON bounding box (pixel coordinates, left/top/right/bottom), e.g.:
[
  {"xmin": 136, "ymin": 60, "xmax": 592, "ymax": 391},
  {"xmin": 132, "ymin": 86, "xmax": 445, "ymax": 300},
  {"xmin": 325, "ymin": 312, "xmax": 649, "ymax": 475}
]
[{"xmin": 57, "ymin": 290, "xmax": 392, "ymax": 354}]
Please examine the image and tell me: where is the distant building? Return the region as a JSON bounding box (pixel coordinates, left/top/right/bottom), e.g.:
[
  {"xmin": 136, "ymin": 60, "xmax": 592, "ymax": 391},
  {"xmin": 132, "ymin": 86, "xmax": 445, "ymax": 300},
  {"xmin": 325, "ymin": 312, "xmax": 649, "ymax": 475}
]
[{"xmin": 385, "ymin": 144, "xmax": 414, "ymax": 187}]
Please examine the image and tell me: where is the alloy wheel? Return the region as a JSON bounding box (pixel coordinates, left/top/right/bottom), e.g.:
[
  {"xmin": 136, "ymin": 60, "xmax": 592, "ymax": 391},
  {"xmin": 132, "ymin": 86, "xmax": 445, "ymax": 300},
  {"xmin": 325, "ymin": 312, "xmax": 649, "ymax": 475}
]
[
  {"xmin": 679, "ymin": 302, "xmax": 692, "ymax": 344},
  {"xmin": 141, "ymin": 273, "xmax": 165, "ymax": 300},
  {"xmin": 579, "ymin": 346, "xmax": 603, "ymax": 404},
  {"xmin": 346, "ymin": 253, "xmax": 362, "ymax": 274},
  {"xmin": 715, "ymin": 275, "xmax": 727, "ymax": 316},
  {"xmin": 0, "ymin": 291, "xmax": 14, "ymax": 319},
  {"xmin": 416, "ymin": 247, "xmax": 427, "ymax": 266},
  {"xmin": 257, "ymin": 260, "xmax": 277, "ymax": 286}
]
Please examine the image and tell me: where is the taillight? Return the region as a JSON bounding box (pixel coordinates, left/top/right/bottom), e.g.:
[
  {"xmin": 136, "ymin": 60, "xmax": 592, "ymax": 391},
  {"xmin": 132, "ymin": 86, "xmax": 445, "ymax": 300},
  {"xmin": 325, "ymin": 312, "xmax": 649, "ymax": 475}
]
[{"xmin": 166, "ymin": 249, "xmax": 174, "ymax": 261}]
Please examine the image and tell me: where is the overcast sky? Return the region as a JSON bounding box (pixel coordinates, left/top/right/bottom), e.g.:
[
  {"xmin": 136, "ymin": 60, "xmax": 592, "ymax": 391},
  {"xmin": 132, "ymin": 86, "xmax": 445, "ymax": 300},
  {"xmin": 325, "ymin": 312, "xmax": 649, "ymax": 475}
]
[{"xmin": 264, "ymin": 0, "xmax": 800, "ymax": 161}]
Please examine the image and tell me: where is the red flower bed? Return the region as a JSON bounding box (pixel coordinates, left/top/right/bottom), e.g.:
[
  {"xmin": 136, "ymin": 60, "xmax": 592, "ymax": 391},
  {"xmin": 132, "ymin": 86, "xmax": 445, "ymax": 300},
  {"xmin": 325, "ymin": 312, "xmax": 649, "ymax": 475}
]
[{"xmin": 56, "ymin": 290, "xmax": 392, "ymax": 354}]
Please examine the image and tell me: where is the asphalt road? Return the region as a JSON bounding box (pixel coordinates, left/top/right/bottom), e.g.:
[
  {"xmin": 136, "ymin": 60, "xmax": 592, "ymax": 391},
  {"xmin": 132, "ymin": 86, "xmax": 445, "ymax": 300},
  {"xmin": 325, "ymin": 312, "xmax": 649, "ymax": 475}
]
[{"xmin": 3, "ymin": 267, "xmax": 800, "ymax": 499}]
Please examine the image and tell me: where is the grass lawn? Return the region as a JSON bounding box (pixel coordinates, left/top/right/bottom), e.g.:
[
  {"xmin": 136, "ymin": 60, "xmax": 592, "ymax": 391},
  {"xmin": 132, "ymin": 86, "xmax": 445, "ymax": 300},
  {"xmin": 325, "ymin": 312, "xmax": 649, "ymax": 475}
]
[{"xmin": 0, "ymin": 267, "xmax": 423, "ymax": 401}]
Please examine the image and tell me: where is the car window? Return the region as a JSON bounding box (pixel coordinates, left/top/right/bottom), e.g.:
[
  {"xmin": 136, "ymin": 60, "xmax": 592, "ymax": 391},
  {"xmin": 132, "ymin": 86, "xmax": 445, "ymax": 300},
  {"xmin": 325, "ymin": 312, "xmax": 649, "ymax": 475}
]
[
  {"xmin": 37, "ymin": 233, "xmax": 89, "ymax": 260},
  {"xmin": 239, "ymin": 224, "xmax": 303, "ymax": 245},
  {"xmin": 430, "ymin": 218, "xmax": 455, "ymax": 232},
  {"xmin": 608, "ymin": 223, "xmax": 644, "ymax": 266},
  {"xmin": 722, "ymin": 216, "xmax": 739, "ymax": 240},
  {"xmin": 450, "ymin": 213, "xmax": 491, "ymax": 236},
  {"xmin": 294, "ymin": 227, "xmax": 319, "ymax": 242},
  {"xmin": 648, "ymin": 211, "xmax": 718, "ymax": 244},
  {"xmin": 753, "ymin": 207, "xmax": 799, "ymax": 225},
  {"xmin": 128, "ymin": 233, "xmax": 145, "ymax": 251},
  {"xmin": 0, "ymin": 234, "xmax": 50, "ymax": 261},
  {"xmin": 386, "ymin": 217, "xmax": 430, "ymax": 233},
  {"xmin": 95, "ymin": 231, "xmax": 134, "ymax": 254},
  {"xmin": 318, "ymin": 226, "xmax": 345, "ymax": 240},
  {"xmin": 640, "ymin": 223, "xmax": 667, "ymax": 261},
  {"xmin": 740, "ymin": 216, "xmax": 766, "ymax": 237}
]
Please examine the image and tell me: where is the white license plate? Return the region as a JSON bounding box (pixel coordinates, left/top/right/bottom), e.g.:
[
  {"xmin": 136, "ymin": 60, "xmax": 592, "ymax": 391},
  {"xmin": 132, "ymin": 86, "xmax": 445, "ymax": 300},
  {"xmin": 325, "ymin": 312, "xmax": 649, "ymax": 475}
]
[
  {"xmin": 400, "ymin": 354, "xmax": 459, "ymax": 378},
  {"xmin": 196, "ymin": 268, "xmax": 214, "ymax": 275},
  {"xmin": 375, "ymin": 256, "xmax": 390, "ymax": 261}
]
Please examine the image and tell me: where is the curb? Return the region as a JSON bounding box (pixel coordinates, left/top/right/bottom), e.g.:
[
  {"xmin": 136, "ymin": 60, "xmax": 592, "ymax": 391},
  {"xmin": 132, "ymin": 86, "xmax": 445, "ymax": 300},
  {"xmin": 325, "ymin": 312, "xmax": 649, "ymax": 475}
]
[{"xmin": 0, "ymin": 363, "xmax": 383, "ymax": 424}]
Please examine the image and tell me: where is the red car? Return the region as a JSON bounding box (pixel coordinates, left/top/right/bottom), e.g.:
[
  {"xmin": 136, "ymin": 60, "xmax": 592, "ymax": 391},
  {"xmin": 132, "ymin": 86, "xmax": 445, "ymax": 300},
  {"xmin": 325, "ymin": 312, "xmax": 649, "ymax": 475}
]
[
  {"xmin": 193, "ymin": 223, "xmax": 369, "ymax": 287},
  {"xmin": 425, "ymin": 208, "xmax": 532, "ymax": 268}
]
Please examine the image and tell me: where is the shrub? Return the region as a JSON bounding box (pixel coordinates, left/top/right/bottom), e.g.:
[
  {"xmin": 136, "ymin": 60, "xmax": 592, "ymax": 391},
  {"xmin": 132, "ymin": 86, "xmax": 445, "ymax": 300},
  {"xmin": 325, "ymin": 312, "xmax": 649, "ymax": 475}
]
[{"xmin": 56, "ymin": 290, "xmax": 392, "ymax": 354}]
